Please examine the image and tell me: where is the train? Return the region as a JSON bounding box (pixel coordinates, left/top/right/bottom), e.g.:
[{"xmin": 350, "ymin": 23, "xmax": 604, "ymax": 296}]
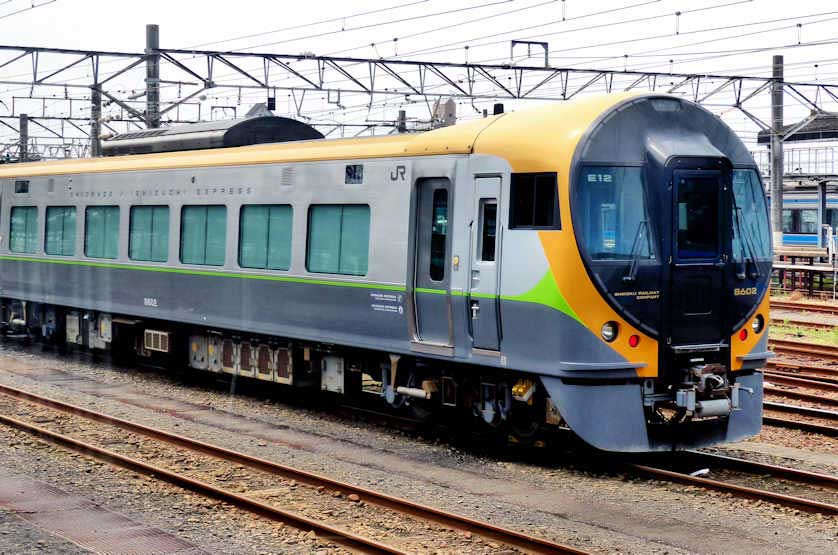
[
  {"xmin": 779, "ymin": 189, "xmax": 838, "ymax": 246},
  {"xmin": 0, "ymin": 93, "xmax": 772, "ymax": 452}
]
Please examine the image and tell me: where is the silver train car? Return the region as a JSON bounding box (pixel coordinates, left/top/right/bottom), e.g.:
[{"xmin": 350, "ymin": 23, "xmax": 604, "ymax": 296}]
[{"xmin": 0, "ymin": 94, "xmax": 772, "ymax": 452}]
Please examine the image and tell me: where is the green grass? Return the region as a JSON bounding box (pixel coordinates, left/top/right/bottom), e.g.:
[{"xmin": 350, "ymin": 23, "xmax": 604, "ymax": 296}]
[{"xmin": 769, "ymin": 321, "xmax": 838, "ymax": 346}]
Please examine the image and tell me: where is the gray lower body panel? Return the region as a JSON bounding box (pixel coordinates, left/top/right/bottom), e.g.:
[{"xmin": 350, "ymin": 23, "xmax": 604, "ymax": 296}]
[{"xmin": 541, "ymin": 372, "xmax": 763, "ymax": 452}]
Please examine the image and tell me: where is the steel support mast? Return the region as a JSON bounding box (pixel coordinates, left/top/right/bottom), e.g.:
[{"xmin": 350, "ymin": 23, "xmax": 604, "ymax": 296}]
[
  {"xmin": 771, "ymin": 55, "xmax": 784, "ymax": 245},
  {"xmin": 145, "ymin": 24, "xmax": 161, "ymax": 129}
]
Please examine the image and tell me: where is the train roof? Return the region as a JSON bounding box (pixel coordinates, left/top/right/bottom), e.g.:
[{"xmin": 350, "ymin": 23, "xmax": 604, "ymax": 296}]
[{"xmin": 0, "ymin": 93, "xmax": 747, "ymax": 178}]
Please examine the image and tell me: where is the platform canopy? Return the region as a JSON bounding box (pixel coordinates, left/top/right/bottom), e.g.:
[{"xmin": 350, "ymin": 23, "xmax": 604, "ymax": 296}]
[{"xmin": 757, "ymin": 111, "xmax": 838, "ymax": 144}]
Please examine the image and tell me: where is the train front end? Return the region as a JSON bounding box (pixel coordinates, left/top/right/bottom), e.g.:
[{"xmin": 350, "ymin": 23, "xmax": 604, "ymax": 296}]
[{"xmin": 541, "ymin": 95, "xmax": 772, "ymax": 451}]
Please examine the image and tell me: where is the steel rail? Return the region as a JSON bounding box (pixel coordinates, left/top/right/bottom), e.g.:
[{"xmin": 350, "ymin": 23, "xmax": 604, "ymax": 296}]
[
  {"xmin": 767, "ymin": 360, "xmax": 838, "ymax": 378},
  {"xmin": 764, "ymin": 384, "xmax": 838, "ymax": 407},
  {"xmin": 763, "ymin": 415, "xmax": 838, "ymax": 437},
  {"xmin": 763, "ymin": 371, "xmax": 838, "ymax": 392},
  {"xmin": 763, "ymin": 401, "xmax": 838, "ymax": 421},
  {"xmin": 769, "ymin": 339, "xmax": 838, "ymax": 361},
  {"xmin": 628, "ymin": 464, "xmax": 838, "ymax": 514},
  {"xmin": 770, "ymin": 318, "xmax": 834, "ymax": 330},
  {"xmin": 770, "ymin": 300, "xmax": 838, "ymax": 316},
  {"xmin": 681, "ymin": 450, "xmax": 838, "ymax": 489},
  {"xmin": 0, "ymin": 383, "xmax": 586, "ymax": 555},
  {"xmin": 0, "ymin": 412, "xmax": 404, "ymax": 555},
  {"xmin": 764, "ymin": 369, "xmax": 838, "ymax": 386}
]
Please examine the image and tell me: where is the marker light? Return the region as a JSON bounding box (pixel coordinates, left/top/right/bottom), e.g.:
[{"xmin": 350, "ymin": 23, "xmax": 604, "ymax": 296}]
[
  {"xmin": 751, "ymin": 314, "xmax": 765, "ymax": 334},
  {"xmin": 629, "ymin": 335, "xmax": 640, "ymax": 348},
  {"xmin": 601, "ymin": 321, "xmax": 618, "ymax": 342},
  {"xmin": 739, "ymin": 329, "xmax": 748, "ymax": 341}
]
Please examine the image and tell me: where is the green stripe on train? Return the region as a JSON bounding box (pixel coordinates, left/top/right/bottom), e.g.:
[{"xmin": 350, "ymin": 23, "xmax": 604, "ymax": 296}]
[
  {"xmin": 0, "ymin": 255, "xmax": 404, "ymax": 291},
  {"xmin": 0, "ymin": 256, "xmax": 581, "ymax": 322}
]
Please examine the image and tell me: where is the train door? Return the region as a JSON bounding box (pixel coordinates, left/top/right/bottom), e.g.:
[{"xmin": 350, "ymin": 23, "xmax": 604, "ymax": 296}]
[
  {"xmin": 413, "ymin": 178, "xmax": 453, "ymax": 346},
  {"xmin": 468, "ymin": 177, "xmax": 501, "ymax": 352},
  {"xmin": 669, "ymin": 169, "xmax": 727, "ymax": 345}
]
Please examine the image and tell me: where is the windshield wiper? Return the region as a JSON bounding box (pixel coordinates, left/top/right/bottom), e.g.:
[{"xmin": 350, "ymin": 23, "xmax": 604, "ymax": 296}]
[
  {"xmin": 623, "ymin": 220, "xmax": 648, "ymax": 283},
  {"xmin": 732, "ymin": 199, "xmax": 760, "ymax": 280}
]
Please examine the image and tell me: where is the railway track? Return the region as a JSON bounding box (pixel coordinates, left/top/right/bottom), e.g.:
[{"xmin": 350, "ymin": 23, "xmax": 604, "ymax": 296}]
[
  {"xmin": 763, "ymin": 401, "xmax": 838, "ymax": 437},
  {"xmin": 767, "ymin": 359, "xmax": 838, "ymax": 379},
  {"xmin": 770, "ymin": 317, "xmax": 834, "ymax": 330},
  {"xmin": 764, "ymin": 384, "xmax": 838, "ymax": 407},
  {"xmin": 763, "ymin": 371, "xmax": 838, "ymax": 392},
  {"xmin": 628, "ymin": 450, "xmax": 838, "ymax": 515},
  {"xmin": 769, "ymin": 338, "xmax": 838, "ymax": 361},
  {"xmin": 770, "ymin": 299, "xmax": 838, "ymax": 316},
  {"xmin": 0, "ymin": 382, "xmax": 586, "ymax": 555},
  {"xmin": 1, "ymin": 380, "xmax": 836, "ymax": 529}
]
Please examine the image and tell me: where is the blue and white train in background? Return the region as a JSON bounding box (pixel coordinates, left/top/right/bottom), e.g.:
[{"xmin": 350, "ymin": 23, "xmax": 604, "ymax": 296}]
[{"xmin": 778, "ymin": 189, "xmax": 838, "ymax": 247}]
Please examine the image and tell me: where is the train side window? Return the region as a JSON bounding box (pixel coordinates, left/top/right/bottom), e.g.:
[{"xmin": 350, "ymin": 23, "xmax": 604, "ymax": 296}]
[
  {"xmin": 9, "ymin": 206, "xmax": 38, "ymax": 253},
  {"xmin": 85, "ymin": 206, "xmax": 119, "ymax": 259},
  {"xmin": 130, "ymin": 206, "xmax": 169, "ymax": 262},
  {"xmin": 307, "ymin": 204, "xmax": 370, "ymax": 276},
  {"xmin": 181, "ymin": 205, "xmax": 226, "ymax": 266},
  {"xmin": 44, "ymin": 206, "xmax": 76, "ymax": 256},
  {"xmin": 429, "ymin": 189, "xmax": 448, "ymax": 280},
  {"xmin": 479, "ymin": 199, "xmax": 497, "ymax": 262},
  {"xmin": 239, "ymin": 204, "xmax": 293, "ymax": 271},
  {"xmin": 509, "ymin": 173, "xmax": 560, "ymax": 229},
  {"xmin": 781, "ymin": 209, "xmax": 793, "ymax": 233},
  {"xmin": 799, "ymin": 209, "xmax": 818, "ymax": 234}
]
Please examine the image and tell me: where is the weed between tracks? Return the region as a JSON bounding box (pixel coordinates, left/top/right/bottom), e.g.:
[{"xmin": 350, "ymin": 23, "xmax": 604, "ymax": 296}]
[{"xmin": 770, "ymin": 322, "xmax": 838, "ymax": 347}]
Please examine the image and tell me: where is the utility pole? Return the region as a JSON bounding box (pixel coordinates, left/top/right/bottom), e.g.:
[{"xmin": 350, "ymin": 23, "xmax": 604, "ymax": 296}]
[
  {"xmin": 146, "ymin": 24, "xmax": 161, "ymax": 128},
  {"xmin": 18, "ymin": 113, "xmax": 28, "ymax": 162},
  {"xmin": 770, "ymin": 54, "xmax": 784, "ymax": 245},
  {"xmin": 90, "ymin": 87, "xmax": 102, "ymax": 157}
]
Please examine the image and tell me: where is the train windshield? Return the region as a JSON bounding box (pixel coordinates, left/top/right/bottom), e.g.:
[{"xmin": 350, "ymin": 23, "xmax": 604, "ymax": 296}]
[
  {"xmin": 731, "ymin": 169, "xmax": 771, "ymax": 261},
  {"xmin": 577, "ymin": 166, "xmax": 655, "ymax": 260}
]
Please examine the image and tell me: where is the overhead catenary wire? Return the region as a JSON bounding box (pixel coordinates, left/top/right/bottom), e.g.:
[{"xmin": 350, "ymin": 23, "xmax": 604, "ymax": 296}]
[
  {"xmin": 323, "ymin": 0, "xmax": 561, "ymax": 57},
  {"xmin": 0, "ymin": 0, "xmax": 57, "ymax": 21},
  {"xmin": 230, "ymin": 0, "xmax": 516, "ymax": 52},
  {"xmin": 2, "ymin": 1, "xmax": 836, "ymax": 144},
  {"xmin": 392, "ymin": 0, "xmax": 750, "ymax": 59},
  {"xmin": 184, "ymin": 0, "xmax": 431, "ymax": 50}
]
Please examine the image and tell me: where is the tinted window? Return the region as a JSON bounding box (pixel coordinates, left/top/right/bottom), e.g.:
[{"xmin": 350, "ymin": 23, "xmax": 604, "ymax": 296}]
[
  {"xmin": 799, "ymin": 209, "xmax": 818, "ymax": 233},
  {"xmin": 677, "ymin": 176, "xmax": 719, "ymax": 259},
  {"xmin": 345, "ymin": 165, "xmax": 363, "ymax": 184},
  {"xmin": 578, "ymin": 167, "xmax": 653, "ymax": 260},
  {"xmin": 9, "ymin": 206, "xmax": 37, "ymax": 253},
  {"xmin": 731, "ymin": 170, "xmax": 771, "ymax": 261},
  {"xmin": 782, "ymin": 209, "xmax": 793, "ymax": 233},
  {"xmin": 85, "ymin": 206, "xmax": 119, "ymax": 259},
  {"xmin": 239, "ymin": 205, "xmax": 293, "ymax": 271},
  {"xmin": 130, "ymin": 206, "xmax": 169, "ymax": 262},
  {"xmin": 480, "ymin": 200, "xmax": 497, "ymax": 262},
  {"xmin": 510, "ymin": 173, "xmax": 560, "ymax": 228},
  {"xmin": 181, "ymin": 205, "xmax": 226, "ymax": 266},
  {"xmin": 45, "ymin": 206, "xmax": 76, "ymax": 256},
  {"xmin": 307, "ymin": 205, "xmax": 370, "ymax": 276},
  {"xmin": 430, "ymin": 190, "xmax": 448, "ymax": 280}
]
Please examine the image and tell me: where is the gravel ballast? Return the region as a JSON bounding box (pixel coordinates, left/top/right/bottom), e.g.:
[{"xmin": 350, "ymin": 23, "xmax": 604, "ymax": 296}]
[{"xmin": 0, "ymin": 342, "xmax": 834, "ymax": 554}]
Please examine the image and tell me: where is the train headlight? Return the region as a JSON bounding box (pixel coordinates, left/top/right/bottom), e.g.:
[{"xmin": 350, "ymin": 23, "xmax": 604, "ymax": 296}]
[
  {"xmin": 751, "ymin": 314, "xmax": 764, "ymax": 334},
  {"xmin": 601, "ymin": 321, "xmax": 618, "ymax": 342}
]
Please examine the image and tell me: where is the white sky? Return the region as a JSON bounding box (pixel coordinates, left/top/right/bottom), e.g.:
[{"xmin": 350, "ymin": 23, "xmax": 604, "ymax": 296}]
[{"xmin": 2, "ymin": 0, "xmax": 838, "ymax": 152}]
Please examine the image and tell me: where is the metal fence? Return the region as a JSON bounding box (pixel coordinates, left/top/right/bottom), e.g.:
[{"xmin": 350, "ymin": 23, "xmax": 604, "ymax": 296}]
[{"xmin": 752, "ymin": 146, "xmax": 838, "ymax": 178}]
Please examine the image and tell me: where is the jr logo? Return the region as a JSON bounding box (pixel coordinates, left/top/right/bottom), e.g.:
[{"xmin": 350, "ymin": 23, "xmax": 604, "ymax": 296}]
[
  {"xmin": 733, "ymin": 287, "xmax": 757, "ymax": 296},
  {"xmin": 390, "ymin": 165, "xmax": 406, "ymax": 181}
]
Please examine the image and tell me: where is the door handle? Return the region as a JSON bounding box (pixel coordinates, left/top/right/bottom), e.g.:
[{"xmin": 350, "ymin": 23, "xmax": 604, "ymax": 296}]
[
  {"xmin": 471, "ymin": 269, "xmax": 480, "ymax": 287},
  {"xmin": 470, "ymin": 300, "xmax": 480, "ymax": 320}
]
